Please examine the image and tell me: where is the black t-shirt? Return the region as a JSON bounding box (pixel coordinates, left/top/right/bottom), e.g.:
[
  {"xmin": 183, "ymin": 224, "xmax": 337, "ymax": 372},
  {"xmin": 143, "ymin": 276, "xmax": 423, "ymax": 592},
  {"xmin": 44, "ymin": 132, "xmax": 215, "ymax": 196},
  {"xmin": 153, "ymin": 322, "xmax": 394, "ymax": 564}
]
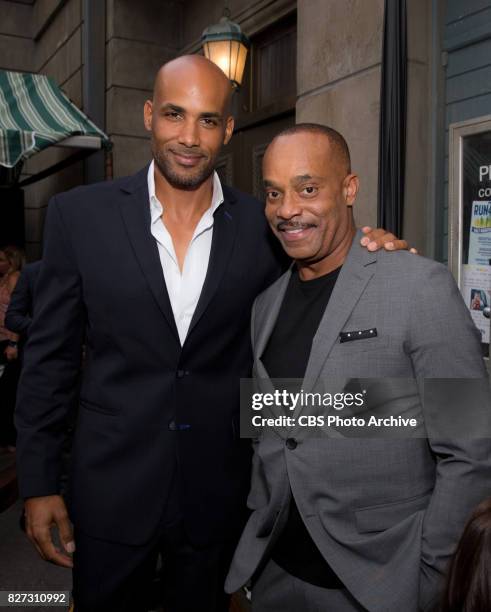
[{"xmin": 262, "ymin": 266, "xmax": 345, "ymax": 589}]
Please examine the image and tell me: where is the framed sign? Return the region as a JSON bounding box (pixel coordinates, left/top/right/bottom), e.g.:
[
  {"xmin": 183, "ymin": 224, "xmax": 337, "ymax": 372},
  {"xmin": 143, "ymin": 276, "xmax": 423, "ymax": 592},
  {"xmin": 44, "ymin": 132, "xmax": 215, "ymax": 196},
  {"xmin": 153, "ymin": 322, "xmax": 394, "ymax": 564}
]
[{"xmin": 449, "ymin": 115, "xmax": 491, "ymax": 360}]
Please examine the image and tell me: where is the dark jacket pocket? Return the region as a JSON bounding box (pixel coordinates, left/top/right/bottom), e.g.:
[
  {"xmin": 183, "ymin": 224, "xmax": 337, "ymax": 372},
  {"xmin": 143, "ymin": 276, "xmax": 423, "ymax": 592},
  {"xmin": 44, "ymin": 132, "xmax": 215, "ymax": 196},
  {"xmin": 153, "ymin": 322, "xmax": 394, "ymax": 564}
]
[
  {"xmin": 354, "ymin": 490, "xmax": 431, "ymax": 533},
  {"xmin": 79, "ymin": 398, "xmax": 120, "ymax": 416}
]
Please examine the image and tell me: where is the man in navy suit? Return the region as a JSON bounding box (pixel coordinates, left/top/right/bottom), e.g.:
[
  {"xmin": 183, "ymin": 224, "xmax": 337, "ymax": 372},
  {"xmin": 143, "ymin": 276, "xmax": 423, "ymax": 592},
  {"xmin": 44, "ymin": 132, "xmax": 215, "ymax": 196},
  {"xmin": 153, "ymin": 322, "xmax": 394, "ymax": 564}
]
[{"xmin": 15, "ymin": 56, "xmax": 406, "ymax": 612}]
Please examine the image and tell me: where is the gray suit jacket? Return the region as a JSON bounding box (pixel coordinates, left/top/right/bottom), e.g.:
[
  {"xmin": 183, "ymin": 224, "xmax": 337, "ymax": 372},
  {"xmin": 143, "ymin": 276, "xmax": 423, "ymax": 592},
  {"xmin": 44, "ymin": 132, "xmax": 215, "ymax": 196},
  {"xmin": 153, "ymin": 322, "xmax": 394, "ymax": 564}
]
[{"xmin": 226, "ymin": 233, "xmax": 491, "ymax": 611}]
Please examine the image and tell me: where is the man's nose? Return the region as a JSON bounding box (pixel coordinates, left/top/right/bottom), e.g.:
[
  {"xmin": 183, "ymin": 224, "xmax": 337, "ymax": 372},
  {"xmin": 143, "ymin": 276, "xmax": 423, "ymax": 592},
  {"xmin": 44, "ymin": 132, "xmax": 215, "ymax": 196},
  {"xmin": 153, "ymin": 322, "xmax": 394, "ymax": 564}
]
[
  {"xmin": 277, "ymin": 192, "xmax": 302, "ymax": 219},
  {"xmin": 178, "ymin": 119, "xmax": 200, "ymax": 147}
]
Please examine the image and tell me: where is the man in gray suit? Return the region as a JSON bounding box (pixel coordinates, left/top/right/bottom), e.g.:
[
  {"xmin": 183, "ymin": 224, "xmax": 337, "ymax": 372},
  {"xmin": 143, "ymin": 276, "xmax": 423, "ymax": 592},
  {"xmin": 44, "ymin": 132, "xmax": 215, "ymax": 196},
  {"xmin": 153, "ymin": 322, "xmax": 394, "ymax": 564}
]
[{"xmin": 225, "ymin": 124, "xmax": 491, "ymax": 611}]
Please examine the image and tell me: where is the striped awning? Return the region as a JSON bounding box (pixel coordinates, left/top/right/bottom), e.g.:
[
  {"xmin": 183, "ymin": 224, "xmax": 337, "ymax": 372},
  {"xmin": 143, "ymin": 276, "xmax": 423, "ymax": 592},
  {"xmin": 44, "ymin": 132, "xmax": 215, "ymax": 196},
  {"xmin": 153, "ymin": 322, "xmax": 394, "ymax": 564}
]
[{"xmin": 0, "ymin": 70, "xmax": 110, "ymax": 168}]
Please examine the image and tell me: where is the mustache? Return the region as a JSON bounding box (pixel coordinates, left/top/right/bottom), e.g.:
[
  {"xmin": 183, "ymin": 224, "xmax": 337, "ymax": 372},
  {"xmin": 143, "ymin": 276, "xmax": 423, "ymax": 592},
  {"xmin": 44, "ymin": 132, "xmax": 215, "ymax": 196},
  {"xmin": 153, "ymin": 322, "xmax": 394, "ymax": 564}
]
[{"xmin": 276, "ymin": 220, "xmax": 315, "ymax": 231}]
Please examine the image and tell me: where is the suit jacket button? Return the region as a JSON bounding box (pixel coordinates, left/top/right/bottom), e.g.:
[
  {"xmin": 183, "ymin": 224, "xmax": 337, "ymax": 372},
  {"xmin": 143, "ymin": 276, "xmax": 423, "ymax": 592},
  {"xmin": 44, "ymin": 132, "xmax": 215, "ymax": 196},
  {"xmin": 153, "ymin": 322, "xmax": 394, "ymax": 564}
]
[
  {"xmin": 286, "ymin": 438, "xmax": 297, "ymax": 450},
  {"xmin": 168, "ymin": 420, "xmax": 177, "ymax": 431},
  {"xmin": 177, "ymin": 370, "xmax": 185, "ymax": 378}
]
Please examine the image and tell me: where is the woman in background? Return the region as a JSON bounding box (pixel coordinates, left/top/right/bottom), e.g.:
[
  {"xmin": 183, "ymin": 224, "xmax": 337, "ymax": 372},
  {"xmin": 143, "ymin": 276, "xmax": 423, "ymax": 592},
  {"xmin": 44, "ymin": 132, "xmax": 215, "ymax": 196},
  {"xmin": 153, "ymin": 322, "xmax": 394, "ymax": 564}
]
[
  {"xmin": 440, "ymin": 496, "xmax": 491, "ymax": 611},
  {"xmin": 0, "ymin": 245, "xmax": 24, "ymax": 451}
]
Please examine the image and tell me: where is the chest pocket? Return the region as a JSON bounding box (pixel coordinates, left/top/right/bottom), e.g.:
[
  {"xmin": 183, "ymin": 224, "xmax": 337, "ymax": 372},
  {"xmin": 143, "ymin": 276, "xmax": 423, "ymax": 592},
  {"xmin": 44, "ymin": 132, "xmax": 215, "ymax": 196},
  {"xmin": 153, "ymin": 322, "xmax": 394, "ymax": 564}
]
[{"xmin": 333, "ymin": 333, "xmax": 390, "ymax": 354}]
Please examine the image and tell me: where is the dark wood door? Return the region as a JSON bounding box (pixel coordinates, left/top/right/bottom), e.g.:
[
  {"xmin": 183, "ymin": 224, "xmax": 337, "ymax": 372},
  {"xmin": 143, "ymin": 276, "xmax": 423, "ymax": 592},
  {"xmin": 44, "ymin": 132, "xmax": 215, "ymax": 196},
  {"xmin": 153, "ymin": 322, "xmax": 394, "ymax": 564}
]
[{"xmin": 216, "ymin": 113, "xmax": 295, "ymax": 200}]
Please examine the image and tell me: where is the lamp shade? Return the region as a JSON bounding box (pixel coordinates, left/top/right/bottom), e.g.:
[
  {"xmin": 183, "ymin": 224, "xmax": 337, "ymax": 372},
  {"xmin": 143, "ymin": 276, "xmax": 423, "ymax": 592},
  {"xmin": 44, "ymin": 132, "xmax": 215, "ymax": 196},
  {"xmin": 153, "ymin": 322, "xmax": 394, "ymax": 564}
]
[{"xmin": 202, "ymin": 16, "xmax": 250, "ymax": 88}]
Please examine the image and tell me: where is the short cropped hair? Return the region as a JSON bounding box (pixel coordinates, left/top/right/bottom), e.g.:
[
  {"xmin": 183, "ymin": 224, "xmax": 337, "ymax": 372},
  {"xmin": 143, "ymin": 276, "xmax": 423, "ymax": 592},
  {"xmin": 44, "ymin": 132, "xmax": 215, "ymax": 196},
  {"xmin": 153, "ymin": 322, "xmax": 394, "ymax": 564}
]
[{"xmin": 272, "ymin": 123, "xmax": 351, "ymax": 174}]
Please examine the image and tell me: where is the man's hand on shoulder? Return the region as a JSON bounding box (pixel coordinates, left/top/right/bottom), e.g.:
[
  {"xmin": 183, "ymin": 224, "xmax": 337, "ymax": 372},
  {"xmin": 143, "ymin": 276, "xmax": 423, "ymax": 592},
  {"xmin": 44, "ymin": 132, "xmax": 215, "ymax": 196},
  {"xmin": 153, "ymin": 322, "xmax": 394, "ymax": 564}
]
[
  {"xmin": 360, "ymin": 226, "xmax": 418, "ymax": 254},
  {"xmin": 24, "ymin": 495, "xmax": 75, "ymax": 568}
]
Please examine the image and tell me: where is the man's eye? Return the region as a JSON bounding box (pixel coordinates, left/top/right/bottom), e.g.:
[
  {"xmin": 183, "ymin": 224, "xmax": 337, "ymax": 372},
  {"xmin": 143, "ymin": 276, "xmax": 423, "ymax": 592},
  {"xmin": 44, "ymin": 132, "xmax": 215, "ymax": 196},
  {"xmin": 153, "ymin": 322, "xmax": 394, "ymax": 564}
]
[
  {"xmin": 165, "ymin": 112, "xmax": 181, "ymax": 120},
  {"xmin": 201, "ymin": 118, "xmax": 218, "ymax": 127},
  {"xmin": 266, "ymin": 191, "xmax": 280, "ymax": 200},
  {"xmin": 302, "ymin": 186, "xmax": 317, "ymax": 195}
]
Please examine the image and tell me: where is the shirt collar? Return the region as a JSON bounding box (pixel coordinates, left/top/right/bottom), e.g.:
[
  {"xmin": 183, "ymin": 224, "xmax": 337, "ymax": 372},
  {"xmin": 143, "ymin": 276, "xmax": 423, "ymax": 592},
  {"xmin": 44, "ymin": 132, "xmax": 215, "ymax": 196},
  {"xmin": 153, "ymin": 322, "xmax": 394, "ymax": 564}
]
[{"xmin": 147, "ymin": 160, "xmax": 224, "ymax": 223}]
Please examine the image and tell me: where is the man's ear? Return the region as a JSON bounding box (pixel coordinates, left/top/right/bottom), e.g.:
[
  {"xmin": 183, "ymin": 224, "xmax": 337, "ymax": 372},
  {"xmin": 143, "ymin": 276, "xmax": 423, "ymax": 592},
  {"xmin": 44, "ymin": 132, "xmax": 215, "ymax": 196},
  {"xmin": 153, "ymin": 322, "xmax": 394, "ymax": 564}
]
[
  {"xmin": 223, "ymin": 115, "xmax": 234, "ymax": 145},
  {"xmin": 344, "ymin": 174, "xmax": 359, "ymax": 207},
  {"xmin": 143, "ymin": 100, "xmax": 153, "ymax": 132}
]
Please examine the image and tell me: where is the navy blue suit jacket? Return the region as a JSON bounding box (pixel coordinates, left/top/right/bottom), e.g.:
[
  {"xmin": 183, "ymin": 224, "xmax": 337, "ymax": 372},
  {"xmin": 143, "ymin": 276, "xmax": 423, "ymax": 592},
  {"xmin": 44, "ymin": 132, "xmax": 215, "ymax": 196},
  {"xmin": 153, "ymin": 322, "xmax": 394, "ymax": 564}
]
[{"xmin": 15, "ymin": 165, "xmax": 284, "ymax": 546}]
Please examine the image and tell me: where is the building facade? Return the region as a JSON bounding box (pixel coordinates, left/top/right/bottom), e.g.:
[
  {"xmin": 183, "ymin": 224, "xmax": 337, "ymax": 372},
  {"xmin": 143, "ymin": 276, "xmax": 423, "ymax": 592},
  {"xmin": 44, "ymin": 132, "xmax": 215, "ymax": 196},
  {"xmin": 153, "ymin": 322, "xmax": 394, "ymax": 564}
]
[{"xmin": 0, "ymin": 0, "xmax": 489, "ymax": 272}]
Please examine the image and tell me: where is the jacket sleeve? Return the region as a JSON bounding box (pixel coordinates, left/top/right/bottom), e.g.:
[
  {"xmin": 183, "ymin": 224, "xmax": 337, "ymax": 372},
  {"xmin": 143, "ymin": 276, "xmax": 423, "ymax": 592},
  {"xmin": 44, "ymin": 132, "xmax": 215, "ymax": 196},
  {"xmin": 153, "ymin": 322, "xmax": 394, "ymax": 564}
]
[
  {"xmin": 407, "ymin": 260, "xmax": 491, "ymax": 610},
  {"xmin": 15, "ymin": 195, "xmax": 85, "ymax": 499},
  {"xmin": 5, "ymin": 266, "xmax": 32, "ymax": 335}
]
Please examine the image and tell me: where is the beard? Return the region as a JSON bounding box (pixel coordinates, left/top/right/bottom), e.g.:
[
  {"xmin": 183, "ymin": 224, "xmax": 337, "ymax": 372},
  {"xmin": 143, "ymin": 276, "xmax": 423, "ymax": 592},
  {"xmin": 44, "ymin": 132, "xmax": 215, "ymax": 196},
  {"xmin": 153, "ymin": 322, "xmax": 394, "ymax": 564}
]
[{"xmin": 151, "ymin": 139, "xmax": 220, "ymax": 189}]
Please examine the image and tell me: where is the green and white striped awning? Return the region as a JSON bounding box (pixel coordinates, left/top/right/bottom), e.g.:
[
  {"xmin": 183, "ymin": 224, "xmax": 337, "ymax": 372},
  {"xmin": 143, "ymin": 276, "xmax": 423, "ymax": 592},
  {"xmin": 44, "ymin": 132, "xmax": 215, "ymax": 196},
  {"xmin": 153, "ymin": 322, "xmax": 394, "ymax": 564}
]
[{"xmin": 0, "ymin": 70, "xmax": 110, "ymax": 168}]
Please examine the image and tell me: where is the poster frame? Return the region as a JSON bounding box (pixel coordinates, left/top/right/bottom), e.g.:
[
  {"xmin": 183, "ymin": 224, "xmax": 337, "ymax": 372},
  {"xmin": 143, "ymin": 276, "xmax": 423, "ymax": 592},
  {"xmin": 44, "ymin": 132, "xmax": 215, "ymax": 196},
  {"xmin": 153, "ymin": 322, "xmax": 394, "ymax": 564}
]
[
  {"xmin": 448, "ymin": 114, "xmax": 491, "ymax": 366},
  {"xmin": 448, "ymin": 114, "xmax": 491, "ymax": 285}
]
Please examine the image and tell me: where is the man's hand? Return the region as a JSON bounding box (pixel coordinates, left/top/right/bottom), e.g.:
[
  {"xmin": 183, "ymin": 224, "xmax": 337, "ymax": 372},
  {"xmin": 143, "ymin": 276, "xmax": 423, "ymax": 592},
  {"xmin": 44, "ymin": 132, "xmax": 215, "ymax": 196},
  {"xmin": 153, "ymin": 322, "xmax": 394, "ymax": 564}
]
[
  {"xmin": 4, "ymin": 345, "xmax": 18, "ymax": 361},
  {"xmin": 24, "ymin": 495, "xmax": 75, "ymax": 568},
  {"xmin": 360, "ymin": 226, "xmax": 418, "ymax": 254}
]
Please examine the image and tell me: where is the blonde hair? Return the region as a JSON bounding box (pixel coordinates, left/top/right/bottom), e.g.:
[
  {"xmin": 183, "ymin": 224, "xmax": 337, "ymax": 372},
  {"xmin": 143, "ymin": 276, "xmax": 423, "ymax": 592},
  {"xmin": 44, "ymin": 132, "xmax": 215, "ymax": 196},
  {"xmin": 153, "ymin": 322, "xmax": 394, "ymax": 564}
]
[{"xmin": 0, "ymin": 245, "xmax": 25, "ymax": 273}]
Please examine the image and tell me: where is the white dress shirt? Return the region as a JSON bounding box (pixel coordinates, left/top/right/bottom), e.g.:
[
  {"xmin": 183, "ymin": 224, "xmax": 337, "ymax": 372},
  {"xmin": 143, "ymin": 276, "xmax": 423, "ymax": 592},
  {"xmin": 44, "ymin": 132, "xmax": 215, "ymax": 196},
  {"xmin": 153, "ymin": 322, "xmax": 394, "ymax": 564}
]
[{"xmin": 148, "ymin": 160, "xmax": 224, "ymax": 345}]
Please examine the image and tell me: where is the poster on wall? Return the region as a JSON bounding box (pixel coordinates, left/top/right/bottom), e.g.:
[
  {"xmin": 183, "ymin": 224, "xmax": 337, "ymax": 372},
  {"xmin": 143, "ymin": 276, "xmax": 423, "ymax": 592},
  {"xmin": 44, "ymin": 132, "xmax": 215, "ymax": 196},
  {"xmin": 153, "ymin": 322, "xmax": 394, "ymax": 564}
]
[
  {"xmin": 468, "ymin": 200, "xmax": 491, "ymax": 266},
  {"xmin": 459, "ymin": 132, "xmax": 491, "ymax": 357},
  {"xmin": 462, "ymin": 264, "xmax": 491, "ymax": 344}
]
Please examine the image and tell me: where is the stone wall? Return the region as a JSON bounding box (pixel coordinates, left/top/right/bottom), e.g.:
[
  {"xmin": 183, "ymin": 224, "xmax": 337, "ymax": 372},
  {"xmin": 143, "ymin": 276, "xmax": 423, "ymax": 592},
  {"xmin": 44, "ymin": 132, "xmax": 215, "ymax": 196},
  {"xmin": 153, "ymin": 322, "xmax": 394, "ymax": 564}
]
[{"xmin": 34, "ymin": 0, "xmax": 83, "ymax": 106}]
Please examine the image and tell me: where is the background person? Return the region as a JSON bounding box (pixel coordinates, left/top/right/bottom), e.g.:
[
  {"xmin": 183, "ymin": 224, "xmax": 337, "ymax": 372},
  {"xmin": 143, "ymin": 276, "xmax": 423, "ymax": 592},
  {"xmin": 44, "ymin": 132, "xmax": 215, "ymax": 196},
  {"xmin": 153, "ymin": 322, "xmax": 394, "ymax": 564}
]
[
  {"xmin": 0, "ymin": 245, "xmax": 24, "ymax": 451},
  {"xmin": 5, "ymin": 260, "xmax": 41, "ymax": 341},
  {"xmin": 5, "ymin": 259, "xmax": 42, "ymax": 531},
  {"xmin": 440, "ymin": 497, "xmax": 491, "ymax": 612}
]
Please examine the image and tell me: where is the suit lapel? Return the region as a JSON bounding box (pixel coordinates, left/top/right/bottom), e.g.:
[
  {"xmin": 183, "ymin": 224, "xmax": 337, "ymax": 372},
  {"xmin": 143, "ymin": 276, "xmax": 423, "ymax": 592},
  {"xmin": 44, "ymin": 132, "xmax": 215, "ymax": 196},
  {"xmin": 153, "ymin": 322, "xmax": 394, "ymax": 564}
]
[
  {"xmin": 119, "ymin": 165, "xmax": 180, "ymax": 342},
  {"xmin": 186, "ymin": 189, "xmax": 238, "ymax": 338},
  {"xmin": 302, "ymin": 233, "xmax": 377, "ymax": 393}
]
